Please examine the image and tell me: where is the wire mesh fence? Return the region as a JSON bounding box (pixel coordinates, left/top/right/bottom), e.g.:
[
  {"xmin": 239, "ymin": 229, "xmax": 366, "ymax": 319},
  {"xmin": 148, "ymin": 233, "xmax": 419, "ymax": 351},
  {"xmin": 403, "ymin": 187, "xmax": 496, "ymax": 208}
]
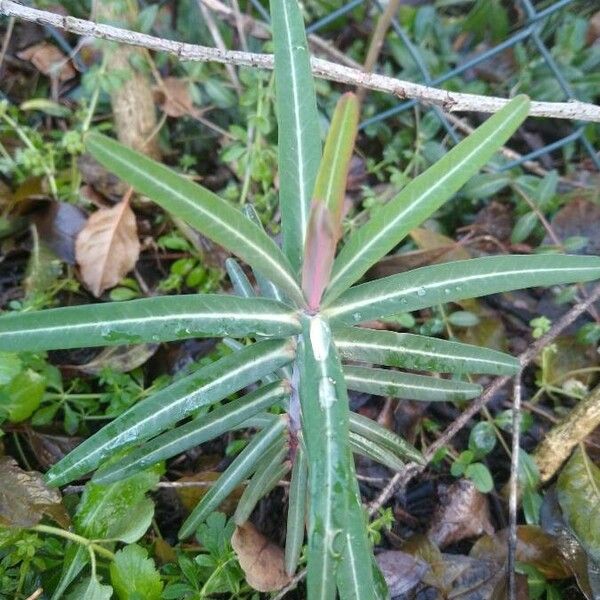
[{"xmin": 249, "ymin": 0, "xmax": 599, "ymax": 172}]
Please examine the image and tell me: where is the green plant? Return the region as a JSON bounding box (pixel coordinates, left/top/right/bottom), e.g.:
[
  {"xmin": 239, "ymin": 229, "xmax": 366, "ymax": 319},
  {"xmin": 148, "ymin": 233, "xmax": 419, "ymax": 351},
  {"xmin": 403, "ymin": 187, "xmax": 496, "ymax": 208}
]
[{"xmin": 2, "ymin": 2, "xmax": 600, "ymax": 598}]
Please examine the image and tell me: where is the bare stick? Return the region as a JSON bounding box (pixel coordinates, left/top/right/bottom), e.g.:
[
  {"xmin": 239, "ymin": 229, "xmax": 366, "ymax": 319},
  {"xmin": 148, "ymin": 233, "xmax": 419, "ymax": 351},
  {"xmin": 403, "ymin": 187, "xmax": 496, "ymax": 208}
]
[
  {"xmin": 368, "ymin": 281, "xmax": 600, "ymax": 514},
  {"xmin": 508, "ymin": 370, "xmax": 523, "ymax": 600},
  {"xmin": 2, "ymin": 0, "xmax": 600, "ymax": 122}
]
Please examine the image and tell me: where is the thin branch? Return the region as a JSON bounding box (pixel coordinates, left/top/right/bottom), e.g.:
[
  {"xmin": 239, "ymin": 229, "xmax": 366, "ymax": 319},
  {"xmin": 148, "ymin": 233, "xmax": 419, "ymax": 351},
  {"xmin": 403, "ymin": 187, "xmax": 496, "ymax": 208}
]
[
  {"xmin": 3, "ymin": 0, "xmax": 600, "ymax": 122},
  {"xmin": 508, "ymin": 370, "xmax": 523, "ymax": 600},
  {"xmin": 368, "ymin": 281, "xmax": 600, "ymax": 515}
]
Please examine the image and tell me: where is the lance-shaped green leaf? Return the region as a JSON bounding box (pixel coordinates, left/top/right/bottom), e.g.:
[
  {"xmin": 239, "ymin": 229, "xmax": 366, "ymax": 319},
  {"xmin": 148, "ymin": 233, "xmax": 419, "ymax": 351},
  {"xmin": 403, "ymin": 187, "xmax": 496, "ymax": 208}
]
[
  {"xmin": 94, "ymin": 381, "xmax": 290, "ymax": 484},
  {"xmin": 326, "ymin": 254, "xmax": 600, "ymax": 325},
  {"xmin": 234, "ymin": 442, "xmax": 290, "ymax": 525},
  {"xmin": 85, "ymin": 133, "xmax": 304, "ymax": 306},
  {"xmin": 270, "ymin": 0, "xmax": 322, "ymax": 271},
  {"xmin": 336, "ymin": 449, "xmax": 378, "ymax": 600},
  {"xmin": 226, "ymin": 258, "xmax": 255, "ymax": 298},
  {"xmin": 348, "ymin": 412, "xmax": 424, "ymax": 465},
  {"xmin": 242, "ymin": 205, "xmax": 290, "ymax": 303},
  {"xmin": 179, "ymin": 417, "xmax": 287, "ymax": 538},
  {"xmin": 302, "ymin": 200, "xmax": 336, "ymax": 311},
  {"xmin": 323, "ymin": 96, "xmax": 530, "ymax": 303},
  {"xmin": 285, "ymin": 445, "xmax": 308, "ymax": 576},
  {"xmin": 0, "ymin": 295, "xmax": 301, "ymax": 352},
  {"xmin": 298, "ymin": 314, "xmax": 374, "ymax": 598},
  {"xmin": 334, "ymin": 326, "xmax": 518, "ymax": 375},
  {"xmin": 349, "ymin": 431, "xmax": 405, "ymax": 472},
  {"xmin": 344, "ymin": 366, "xmax": 482, "ymax": 402},
  {"xmin": 315, "ymin": 92, "xmax": 359, "ymax": 233},
  {"xmin": 45, "ymin": 339, "xmax": 295, "ymax": 487}
]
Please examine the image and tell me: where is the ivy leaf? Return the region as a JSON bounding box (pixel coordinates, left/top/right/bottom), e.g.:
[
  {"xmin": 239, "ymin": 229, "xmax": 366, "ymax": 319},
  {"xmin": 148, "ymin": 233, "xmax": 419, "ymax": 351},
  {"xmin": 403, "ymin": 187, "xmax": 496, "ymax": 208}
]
[
  {"xmin": 557, "ymin": 447, "xmax": 600, "ymax": 562},
  {"xmin": 110, "ymin": 544, "xmax": 163, "ymax": 600}
]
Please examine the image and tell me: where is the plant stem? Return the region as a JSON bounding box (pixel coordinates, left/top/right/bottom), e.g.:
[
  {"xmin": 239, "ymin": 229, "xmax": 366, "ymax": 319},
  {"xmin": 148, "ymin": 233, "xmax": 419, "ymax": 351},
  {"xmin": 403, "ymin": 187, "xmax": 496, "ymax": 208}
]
[{"xmin": 31, "ymin": 524, "xmax": 116, "ymax": 561}]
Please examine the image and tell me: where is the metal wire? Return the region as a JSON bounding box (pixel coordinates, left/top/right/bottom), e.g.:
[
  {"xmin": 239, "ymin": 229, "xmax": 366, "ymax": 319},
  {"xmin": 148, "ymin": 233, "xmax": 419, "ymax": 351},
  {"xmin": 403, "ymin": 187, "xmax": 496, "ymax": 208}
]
[{"xmin": 254, "ymin": 0, "xmax": 598, "ymax": 171}]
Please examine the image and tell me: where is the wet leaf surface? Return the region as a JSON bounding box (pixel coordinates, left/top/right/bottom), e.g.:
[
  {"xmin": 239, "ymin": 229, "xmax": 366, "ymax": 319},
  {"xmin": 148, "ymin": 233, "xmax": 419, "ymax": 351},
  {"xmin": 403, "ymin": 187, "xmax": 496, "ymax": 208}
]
[
  {"xmin": 376, "ymin": 550, "xmax": 428, "ymax": 596},
  {"xmin": 231, "ymin": 521, "xmax": 292, "ymax": 592},
  {"xmin": 470, "ymin": 525, "xmax": 571, "ymax": 579},
  {"xmin": 557, "ymin": 447, "xmax": 600, "ymax": 563},
  {"xmin": 427, "ymin": 479, "xmax": 494, "ymax": 548},
  {"xmin": 0, "ymin": 456, "xmax": 70, "ymax": 528}
]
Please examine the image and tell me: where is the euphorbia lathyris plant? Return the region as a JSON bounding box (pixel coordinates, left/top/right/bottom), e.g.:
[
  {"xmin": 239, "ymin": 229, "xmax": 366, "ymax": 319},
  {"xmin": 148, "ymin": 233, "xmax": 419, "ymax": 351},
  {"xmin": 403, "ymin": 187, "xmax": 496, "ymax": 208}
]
[{"xmin": 2, "ymin": 1, "xmax": 600, "ymax": 598}]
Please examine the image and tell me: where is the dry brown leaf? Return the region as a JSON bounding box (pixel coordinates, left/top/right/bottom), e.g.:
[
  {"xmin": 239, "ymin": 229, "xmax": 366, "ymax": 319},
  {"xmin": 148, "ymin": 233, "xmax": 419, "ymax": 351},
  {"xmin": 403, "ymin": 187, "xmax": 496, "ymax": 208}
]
[
  {"xmin": 75, "ymin": 198, "xmax": 140, "ymax": 297},
  {"xmin": 0, "ymin": 456, "xmax": 70, "ymax": 528},
  {"xmin": 427, "ymin": 479, "xmax": 494, "ymax": 548},
  {"xmin": 17, "ymin": 42, "xmax": 76, "ymax": 81},
  {"xmin": 231, "ymin": 521, "xmax": 292, "ymax": 592},
  {"xmin": 153, "ymin": 78, "xmax": 200, "ymax": 118}
]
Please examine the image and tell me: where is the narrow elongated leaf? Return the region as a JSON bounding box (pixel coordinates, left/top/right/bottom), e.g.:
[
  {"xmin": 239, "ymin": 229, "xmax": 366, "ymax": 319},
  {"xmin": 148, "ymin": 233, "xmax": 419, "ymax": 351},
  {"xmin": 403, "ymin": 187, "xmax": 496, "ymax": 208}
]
[
  {"xmin": 336, "ymin": 449, "xmax": 378, "ymax": 600},
  {"xmin": 243, "ymin": 205, "xmax": 290, "ymax": 303},
  {"xmin": 323, "ymin": 96, "xmax": 530, "ymax": 303},
  {"xmin": 349, "ymin": 432, "xmax": 405, "ymax": 471},
  {"xmin": 45, "ymin": 339, "xmax": 295, "ymax": 487},
  {"xmin": 302, "ymin": 200, "xmax": 336, "ymax": 310},
  {"xmin": 94, "ymin": 381, "xmax": 290, "ymax": 484},
  {"xmin": 270, "ymin": 0, "xmax": 322, "ymax": 271},
  {"xmin": 334, "ymin": 326, "xmax": 518, "ymax": 375},
  {"xmin": 285, "ymin": 446, "xmax": 308, "ymax": 576},
  {"xmin": 234, "ymin": 442, "xmax": 289, "ymax": 525},
  {"xmin": 314, "ymin": 92, "xmax": 359, "ymax": 232},
  {"xmin": 226, "ymin": 258, "xmax": 255, "ymax": 298},
  {"xmin": 0, "ymin": 295, "xmax": 301, "ymax": 352},
  {"xmin": 298, "ymin": 315, "xmax": 374, "ymax": 598},
  {"xmin": 179, "ymin": 417, "xmax": 286, "ymax": 538},
  {"xmin": 344, "ymin": 366, "xmax": 482, "ymax": 402},
  {"xmin": 348, "ymin": 412, "xmax": 424, "ymax": 465},
  {"xmin": 85, "ymin": 133, "xmax": 304, "ymax": 305},
  {"xmin": 326, "ymin": 255, "xmax": 600, "ymax": 325}
]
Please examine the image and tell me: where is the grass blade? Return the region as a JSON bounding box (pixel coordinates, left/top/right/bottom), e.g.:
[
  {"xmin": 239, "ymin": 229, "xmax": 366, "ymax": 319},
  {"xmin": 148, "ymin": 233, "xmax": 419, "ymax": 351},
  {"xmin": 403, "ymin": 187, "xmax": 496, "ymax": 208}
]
[
  {"xmin": 348, "ymin": 412, "xmax": 424, "ymax": 465},
  {"xmin": 270, "ymin": 0, "xmax": 322, "ymax": 271},
  {"xmin": 285, "ymin": 445, "xmax": 308, "ymax": 576},
  {"xmin": 326, "ymin": 254, "xmax": 600, "ymax": 325},
  {"xmin": 323, "ymin": 96, "xmax": 530, "ymax": 303},
  {"xmin": 334, "ymin": 325, "xmax": 518, "ymax": 375},
  {"xmin": 0, "ymin": 295, "xmax": 301, "ymax": 352},
  {"xmin": 45, "ymin": 339, "xmax": 295, "ymax": 487},
  {"xmin": 344, "ymin": 365, "xmax": 482, "ymax": 401},
  {"xmin": 179, "ymin": 417, "xmax": 287, "ymax": 538},
  {"xmin": 94, "ymin": 381, "xmax": 290, "ymax": 484},
  {"xmin": 234, "ymin": 441, "xmax": 290, "ymax": 525},
  {"xmin": 86, "ymin": 133, "xmax": 304, "ymax": 306}
]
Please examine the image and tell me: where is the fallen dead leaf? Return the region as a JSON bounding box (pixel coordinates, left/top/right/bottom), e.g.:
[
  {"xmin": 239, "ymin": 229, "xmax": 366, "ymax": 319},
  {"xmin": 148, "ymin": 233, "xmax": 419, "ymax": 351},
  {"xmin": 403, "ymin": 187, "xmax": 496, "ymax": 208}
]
[
  {"xmin": 0, "ymin": 456, "xmax": 70, "ymax": 528},
  {"xmin": 231, "ymin": 521, "xmax": 292, "ymax": 592},
  {"xmin": 17, "ymin": 42, "xmax": 76, "ymax": 82},
  {"xmin": 376, "ymin": 550, "xmax": 428, "ymax": 596},
  {"xmin": 428, "ymin": 479, "xmax": 494, "ymax": 548},
  {"xmin": 75, "ymin": 197, "xmax": 140, "ymax": 297},
  {"xmin": 153, "ymin": 77, "xmax": 200, "ymax": 118},
  {"xmin": 64, "ymin": 344, "xmax": 158, "ymax": 376},
  {"xmin": 471, "ymin": 525, "xmax": 571, "ymax": 579},
  {"xmin": 545, "ymin": 197, "xmax": 600, "ymax": 256}
]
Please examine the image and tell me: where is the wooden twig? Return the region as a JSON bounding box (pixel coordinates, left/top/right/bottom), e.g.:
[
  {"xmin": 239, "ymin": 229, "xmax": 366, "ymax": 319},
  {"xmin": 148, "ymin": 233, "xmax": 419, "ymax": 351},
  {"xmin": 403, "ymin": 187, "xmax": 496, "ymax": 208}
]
[
  {"xmin": 508, "ymin": 371, "xmax": 523, "ymax": 600},
  {"xmin": 368, "ymin": 281, "xmax": 600, "ymax": 515},
  {"xmin": 2, "ymin": 0, "xmax": 600, "ymax": 122}
]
